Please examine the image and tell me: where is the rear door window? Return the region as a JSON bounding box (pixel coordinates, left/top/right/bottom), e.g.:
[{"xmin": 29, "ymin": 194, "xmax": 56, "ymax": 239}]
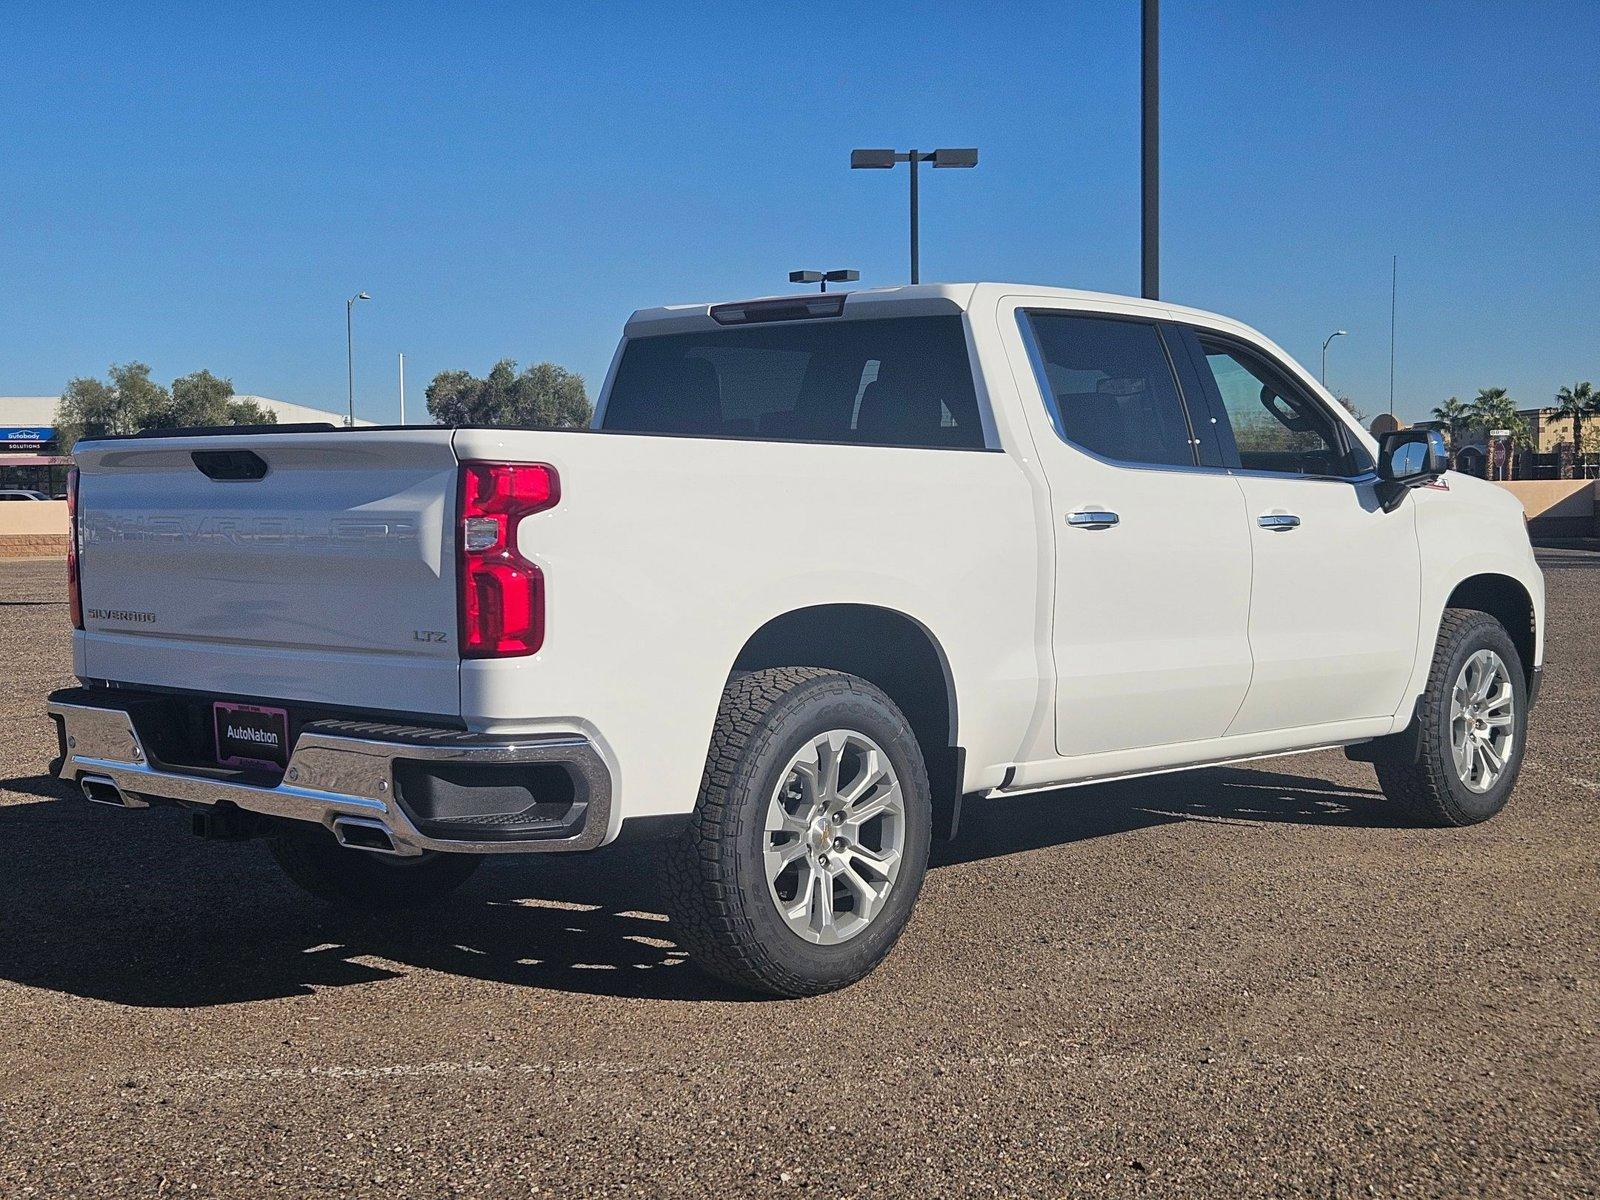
[
  {"xmin": 1019, "ymin": 312, "xmax": 1197, "ymax": 467},
  {"xmin": 601, "ymin": 315, "xmax": 985, "ymax": 448}
]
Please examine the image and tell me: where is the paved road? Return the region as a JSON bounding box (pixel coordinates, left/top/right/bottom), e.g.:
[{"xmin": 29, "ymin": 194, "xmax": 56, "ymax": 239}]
[{"xmin": 1, "ymin": 553, "xmax": 1595, "ymax": 1198}]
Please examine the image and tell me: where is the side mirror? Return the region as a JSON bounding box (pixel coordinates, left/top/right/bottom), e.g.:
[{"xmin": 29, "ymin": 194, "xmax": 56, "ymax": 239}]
[{"xmin": 1377, "ymin": 428, "xmax": 1449, "ymax": 510}]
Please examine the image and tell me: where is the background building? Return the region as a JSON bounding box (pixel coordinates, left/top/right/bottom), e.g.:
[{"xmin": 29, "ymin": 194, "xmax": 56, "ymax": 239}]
[
  {"xmin": 1524, "ymin": 409, "xmax": 1581, "ymax": 456},
  {"xmin": 0, "ymin": 395, "xmax": 371, "ymax": 496},
  {"xmin": 0, "ymin": 397, "xmax": 68, "ymax": 496}
]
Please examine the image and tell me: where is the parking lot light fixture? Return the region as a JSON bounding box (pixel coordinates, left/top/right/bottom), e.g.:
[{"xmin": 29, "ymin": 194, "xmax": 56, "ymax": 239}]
[
  {"xmin": 850, "ymin": 147, "xmax": 978, "ymax": 284},
  {"xmin": 1321, "ymin": 329, "xmax": 1347, "ymax": 386},
  {"xmin": 788, "ymin": 269, "xmax": 860, "ymax": 294},
  {"xmin": 346, "ymin": 291, "xmax": 371, "ymax": 427}
]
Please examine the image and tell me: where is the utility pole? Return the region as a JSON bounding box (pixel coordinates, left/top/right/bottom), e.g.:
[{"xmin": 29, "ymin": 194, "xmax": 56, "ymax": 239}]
[
  {"xmin": 1141, "ymin": 0, "xmax": 1159, "ymax": 300},
  {"xmin": 909, "ymin": 149, "xmax": 919, "ymax": 283},
  {"xmin": 398, "ymin": 352, "xmax": 406, "ymax": 425}
]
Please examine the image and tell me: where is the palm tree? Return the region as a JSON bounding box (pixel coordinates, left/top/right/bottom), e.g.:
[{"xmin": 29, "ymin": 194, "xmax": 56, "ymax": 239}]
[
  {"xmin": 1431, "ymin": 396, "xmax": 1470, "ymax": 447},
  {"xmin": 1467, "ymin": 387, "xmax": 1529, "ymax": 480},
  {"xmin": 1553, "ymin": 382, "xmax": 1595, "ymax": 471},
  {"xmin": 1468, "ymin": 387, "xmax": 1528, "ymax": 442},
  {"xmin": 1469, "ymin": 386, "xmax": 1510, "ymax": 420}
]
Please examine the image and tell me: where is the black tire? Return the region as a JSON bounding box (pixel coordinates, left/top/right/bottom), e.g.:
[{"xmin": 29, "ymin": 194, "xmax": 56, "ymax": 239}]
[
  {"xmin": 267, "ymin": 826, "xmax": 483, "ymax": 908},
  {"xmin": 665, "ymin": 667, "xmax": 932, "ymax": 997},
  {"xmin": 1375, "ymin": 608, "xmax": 1528, "ymax": 827}
]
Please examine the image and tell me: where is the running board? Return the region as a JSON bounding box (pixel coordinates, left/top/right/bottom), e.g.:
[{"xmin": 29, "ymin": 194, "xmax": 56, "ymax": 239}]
[{"xmin": 986, "ymin": 741, "xmax": 1361, "ymax": 800}]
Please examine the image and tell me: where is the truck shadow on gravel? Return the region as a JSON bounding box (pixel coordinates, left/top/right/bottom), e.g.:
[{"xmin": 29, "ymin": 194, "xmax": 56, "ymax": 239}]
[{"xmin": 0, "ymin": 764, "xmax": 1391, "ymax": 1008}]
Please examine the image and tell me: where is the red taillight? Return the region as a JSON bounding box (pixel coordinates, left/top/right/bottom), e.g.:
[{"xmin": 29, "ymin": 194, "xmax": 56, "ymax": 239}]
[
  {"xmin": 66, "ymin": 465, "xmax": 83, "ymax": 630},
  {"xmin": 457, "ymin": 462, "xmax": 559, "ymax": 657}
]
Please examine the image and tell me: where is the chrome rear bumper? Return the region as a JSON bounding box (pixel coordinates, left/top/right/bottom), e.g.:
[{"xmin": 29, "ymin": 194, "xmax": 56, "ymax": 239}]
[{"xmin": 46, "ymin": 691, "xmax": 613, "ymax": 857}]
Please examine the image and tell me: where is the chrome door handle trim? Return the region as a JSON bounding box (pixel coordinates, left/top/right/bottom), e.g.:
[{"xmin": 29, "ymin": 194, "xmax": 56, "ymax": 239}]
[
  {"xmin": 1066, "ymin": 510, "xmax": 1120, "ymax": 530},
  {"xmin": 1258, "ymin": 512, "xmax": 1301, "ymax": 531}
]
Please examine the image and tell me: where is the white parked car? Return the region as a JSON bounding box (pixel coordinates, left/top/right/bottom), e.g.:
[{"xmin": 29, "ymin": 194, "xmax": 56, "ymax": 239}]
[
  {"xmin": 0, "ymin": 488, "xmax": 50, "ymax": 500},
  {"xmin": 49, "ymin": 284, "xmax": 1544, "ymax": 995}
]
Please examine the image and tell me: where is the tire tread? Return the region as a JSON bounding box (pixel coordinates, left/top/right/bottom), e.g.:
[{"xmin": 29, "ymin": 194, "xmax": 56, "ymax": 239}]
[
  {"xmin": 1376, "ymin": 607, "xmax": 1520, "ymax": 827},
  {"xmin": 665, "ymin": 667, "xmax": 923, "ymax": 997}
]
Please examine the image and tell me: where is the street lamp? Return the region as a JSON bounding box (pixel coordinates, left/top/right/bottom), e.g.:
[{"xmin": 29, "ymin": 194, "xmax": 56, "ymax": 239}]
[
  {"xmin": 1320, "ymin": 329, "xmax": 1347, "ymax": 386},
  {"xmin": 346, "ymin": 291, "xmax": 370, "ymax": 427},
  {"xmin": 850, "ymin": 147, "xmax": 977, "ymax": 284},
  {"xmin": 788, "ymin": 269, "xmax": 860, "ymax": 294}
]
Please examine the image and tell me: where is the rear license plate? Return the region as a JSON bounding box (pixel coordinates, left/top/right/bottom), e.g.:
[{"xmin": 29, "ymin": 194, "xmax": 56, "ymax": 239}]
[{"xmin": 213, "ymin": 702, "xmax": 290, "ymax": 770}]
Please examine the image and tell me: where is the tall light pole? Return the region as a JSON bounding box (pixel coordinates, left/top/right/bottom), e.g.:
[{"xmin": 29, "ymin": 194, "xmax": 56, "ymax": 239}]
[
  {"xmin": 850, "ymin": 148, "xmax": 977, "ymax": 284},
  {"xmin": 346, "ymin": 291, "xmax": 370, "ymax": 427},
  {"xmin": 1320, "ymin": 329, "xmax": 1347, "ymax": 386},
  {"xmin": 398, "ymin": 351, "xmax": 406, "ymax": 425},
  {"xmin": 1141, "ymin": 0, "xmax": 1159, "ymax": 300}
]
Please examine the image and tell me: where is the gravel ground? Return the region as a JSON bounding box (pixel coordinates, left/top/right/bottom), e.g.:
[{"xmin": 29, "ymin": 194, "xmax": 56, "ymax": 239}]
[{"xmin": 0, "ymin": 553, "xmax": 1595, "ymax": 1198}]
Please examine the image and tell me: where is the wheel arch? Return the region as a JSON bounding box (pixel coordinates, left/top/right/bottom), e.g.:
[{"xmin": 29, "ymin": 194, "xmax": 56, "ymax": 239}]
[
  {"xmin": 1444, "ymin": 573, "xmax": 1536, "ymax": 687},
  {"xmin": 731, "ymin": 604, "xmax": 965, "ymax": 839},
  {"xmin": 1349, "ymin": 570, "xmax": 1538, "ymax": 769}
]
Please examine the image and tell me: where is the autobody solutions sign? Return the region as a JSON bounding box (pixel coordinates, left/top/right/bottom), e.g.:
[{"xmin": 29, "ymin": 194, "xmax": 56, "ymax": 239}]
[{"xmin": 0, "ymin": 428, "xmax": 56, "ymax": 449}]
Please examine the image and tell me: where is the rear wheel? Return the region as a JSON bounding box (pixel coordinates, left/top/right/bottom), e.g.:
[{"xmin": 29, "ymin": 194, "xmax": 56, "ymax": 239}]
[
  {"xmin": 665, "ymin": 667, "xmax": 932, "ymax": 997},
  {"xmin": 268, "ymin": 826, "xmax": 483, "ymax": 908},
  {"xmin": 1375, "ymin": 608, "xmax": 1527, "ymax": 827}
]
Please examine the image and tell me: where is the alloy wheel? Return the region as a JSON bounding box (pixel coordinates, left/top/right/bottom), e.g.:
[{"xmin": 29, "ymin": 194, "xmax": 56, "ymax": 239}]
[
  {"xmin": 763, "ymin": 730, "xmax": 906, "ymax": 945},
  {"xmin": 1449, "ymin": 649, "xmax": 1515, "ymax": 794}
]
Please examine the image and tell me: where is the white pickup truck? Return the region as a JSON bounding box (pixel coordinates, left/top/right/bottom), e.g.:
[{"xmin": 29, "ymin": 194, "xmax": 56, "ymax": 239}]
[{"xmin": 49, "ymin": 283, "xmax": 1544, "ymax": 996}]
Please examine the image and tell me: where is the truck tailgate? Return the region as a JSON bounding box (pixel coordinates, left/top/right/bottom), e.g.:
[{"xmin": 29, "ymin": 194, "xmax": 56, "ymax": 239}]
[{"xmin": 73, "ymin": 430, "xmax": 462, "ymax": 716}]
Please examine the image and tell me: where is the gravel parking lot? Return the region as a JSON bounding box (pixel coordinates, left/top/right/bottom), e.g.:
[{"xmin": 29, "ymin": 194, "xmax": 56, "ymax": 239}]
[{"xmin": 1, "ymin": 552, "xmax": 1595, "ymax": 1198}]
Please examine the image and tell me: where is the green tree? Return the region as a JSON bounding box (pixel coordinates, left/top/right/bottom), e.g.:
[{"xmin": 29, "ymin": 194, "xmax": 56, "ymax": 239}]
[
  {"xmin": 1431, "ymin": 396, "xmax": 1470, "ymax": 446},
  {"xmin": 54, "ymin": 363, "xmax": 276, "ymax": 454},
  {"xmin": 1465, "ymin": 387, "xmax": 1530, "ymax": 480},
  {"xmin": 146, "ymin": 369, "xmax": 277, "ymax": 430},
  {"xmin": 425, "ymin": 360, "xmax": 592, "ymax": 428},
  {"xmin": 55, "ymin": 362, "xmax": 169, "ymax": 454},
  {"xmin": 1552, "ymin": 381, "xmax": 1595, "ymax": 468}
]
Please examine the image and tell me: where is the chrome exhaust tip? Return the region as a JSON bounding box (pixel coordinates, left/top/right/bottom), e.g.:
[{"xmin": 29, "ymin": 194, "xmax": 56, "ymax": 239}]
[
  {"xmin": 80, "ymin": 774, "xmax": 148, "ymax": 809},
  {"xmin": 331, "ymin": 816, "xmax": 411, "ymax": 856}
]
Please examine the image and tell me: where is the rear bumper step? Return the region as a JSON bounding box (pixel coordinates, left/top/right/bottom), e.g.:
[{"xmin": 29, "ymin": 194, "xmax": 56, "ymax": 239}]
[{"xmin": 47, "ymin": 691, "xmax": 613, "ymax": 857}]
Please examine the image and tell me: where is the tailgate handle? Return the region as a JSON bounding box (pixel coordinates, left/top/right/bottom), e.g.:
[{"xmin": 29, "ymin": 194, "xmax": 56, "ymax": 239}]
[{"xmin": 191, "ymin": 450, "xmax": 268, "ymax": 481}]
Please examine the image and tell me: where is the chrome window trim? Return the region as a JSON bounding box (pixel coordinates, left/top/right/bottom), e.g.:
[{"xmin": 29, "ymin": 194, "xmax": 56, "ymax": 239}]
[{"xmin": 1229, "ymin": 467, "xmax": 1382, "ymax": 486}]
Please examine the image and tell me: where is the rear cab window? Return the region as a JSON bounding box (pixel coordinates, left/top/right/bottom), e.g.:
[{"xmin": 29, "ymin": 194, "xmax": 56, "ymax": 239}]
[{"xmin": 599, "ymin": 315, "xmax": 986, "ymax": 449}]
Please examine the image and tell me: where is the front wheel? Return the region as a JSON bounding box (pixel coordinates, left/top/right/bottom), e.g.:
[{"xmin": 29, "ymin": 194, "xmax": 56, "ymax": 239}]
[
  {"xmin": 1376, "ymin": 608, "xmax": 1528, "ymax": 827},
  {"xmin": 665, "ymin": 667, "xmax": 932, "ymax": 997}
]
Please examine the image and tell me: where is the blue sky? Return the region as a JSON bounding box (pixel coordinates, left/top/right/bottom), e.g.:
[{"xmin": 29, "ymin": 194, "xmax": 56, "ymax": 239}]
[{"xmin": 2, "ymin": 1, "xmax": 1596, "ymax": 425}]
